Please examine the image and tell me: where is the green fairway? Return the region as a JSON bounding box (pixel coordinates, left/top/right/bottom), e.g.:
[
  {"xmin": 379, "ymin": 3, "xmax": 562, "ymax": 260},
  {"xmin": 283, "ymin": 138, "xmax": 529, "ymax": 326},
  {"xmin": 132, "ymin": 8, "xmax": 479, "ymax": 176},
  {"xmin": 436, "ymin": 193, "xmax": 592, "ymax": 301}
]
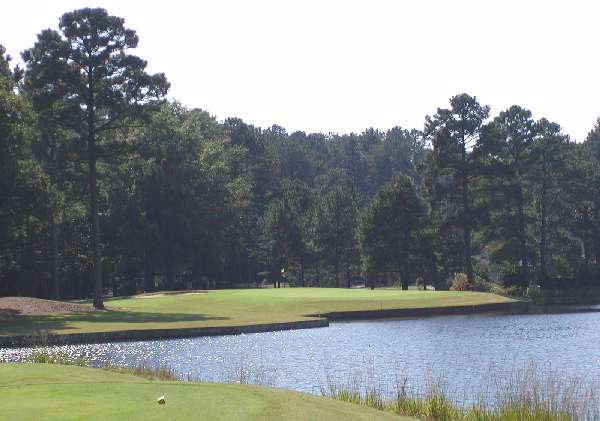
[
  {"xmin": 0, "ymin": 288, "xmax": 514, "ymax": 337},
  {"xmin": 0, "ymin": 363, "xmax": 412, "ymax": 421}
]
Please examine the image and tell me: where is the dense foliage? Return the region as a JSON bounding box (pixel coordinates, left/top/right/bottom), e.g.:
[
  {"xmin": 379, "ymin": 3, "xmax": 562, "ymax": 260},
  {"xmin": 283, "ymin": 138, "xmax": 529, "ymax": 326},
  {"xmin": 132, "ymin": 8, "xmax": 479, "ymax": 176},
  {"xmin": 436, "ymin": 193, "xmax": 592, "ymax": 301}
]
[{"xmin": 1, "ymin": 9, "xmax": 598, "ymax": 304}]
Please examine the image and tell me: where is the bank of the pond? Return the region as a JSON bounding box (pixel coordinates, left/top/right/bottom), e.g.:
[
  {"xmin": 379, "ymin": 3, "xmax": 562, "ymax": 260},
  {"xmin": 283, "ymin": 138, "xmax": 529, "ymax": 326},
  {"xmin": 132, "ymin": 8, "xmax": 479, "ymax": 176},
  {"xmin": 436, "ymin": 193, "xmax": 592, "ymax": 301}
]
[
  {"xmin": 0, "ymin": 319, "xmax": 329, "ymax": 347},
  {"xmin": 319, "ymin": 301, "xmax": 529, "ymax": 320},
  {"xmin": 0, "ymin": 288, "xmax": 520, "ymax": 347},
  {"xmin": 0, "ymin": 363, "xmax": 411, "ymax": 421}
]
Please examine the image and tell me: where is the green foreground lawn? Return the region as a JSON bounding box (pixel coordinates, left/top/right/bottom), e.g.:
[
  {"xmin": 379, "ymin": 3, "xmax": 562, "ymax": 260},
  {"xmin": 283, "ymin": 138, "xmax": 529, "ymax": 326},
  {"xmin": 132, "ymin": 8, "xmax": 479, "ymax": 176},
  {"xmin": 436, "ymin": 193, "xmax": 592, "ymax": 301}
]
[
  {"xmin": 0, "ymin": 363, "xmax": 413, "ymax": 421},
  {"xmin": 0, "ymin": 288, "xmax": 514, "ymax": 337}
]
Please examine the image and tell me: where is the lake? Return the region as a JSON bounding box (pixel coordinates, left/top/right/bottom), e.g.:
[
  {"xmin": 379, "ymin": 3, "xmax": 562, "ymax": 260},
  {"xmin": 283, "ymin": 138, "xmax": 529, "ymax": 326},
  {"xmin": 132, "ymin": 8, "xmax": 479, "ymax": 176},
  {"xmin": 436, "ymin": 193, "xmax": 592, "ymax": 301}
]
[{"xmin": 3, "ymin": 309, "xmax": 600, "ymax": 403}]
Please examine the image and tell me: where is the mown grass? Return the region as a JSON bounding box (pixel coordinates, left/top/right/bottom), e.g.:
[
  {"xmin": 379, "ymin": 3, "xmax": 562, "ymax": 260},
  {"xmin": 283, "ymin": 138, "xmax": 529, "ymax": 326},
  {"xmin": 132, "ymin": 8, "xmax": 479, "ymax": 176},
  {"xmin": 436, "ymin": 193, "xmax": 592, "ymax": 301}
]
[
  {"xmin": 0, "ymin": 363, "xmax": 411, "ymax": 421},
  {"xmin": 0, "ymin": 288, "xmax": 514, "ymax": 337}
]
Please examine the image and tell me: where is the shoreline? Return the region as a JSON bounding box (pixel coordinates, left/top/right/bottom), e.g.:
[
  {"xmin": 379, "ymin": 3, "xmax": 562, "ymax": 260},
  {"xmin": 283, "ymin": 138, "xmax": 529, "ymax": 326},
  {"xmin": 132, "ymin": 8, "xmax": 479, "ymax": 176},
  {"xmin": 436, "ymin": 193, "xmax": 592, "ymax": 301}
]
[
  {"xmin": 321, "ymin": 300, "xmax": 531, "ymax": 320},
  {"xmin": 0, "ymin": 301, "xmax": 530, "ymax": 348}
]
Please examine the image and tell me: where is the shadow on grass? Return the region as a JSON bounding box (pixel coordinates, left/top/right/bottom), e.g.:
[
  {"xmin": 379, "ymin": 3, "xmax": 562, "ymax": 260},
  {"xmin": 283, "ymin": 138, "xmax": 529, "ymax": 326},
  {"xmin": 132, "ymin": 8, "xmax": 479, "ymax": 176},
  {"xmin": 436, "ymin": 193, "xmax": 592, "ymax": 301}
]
[
  {"xmin": 72, "ymin": 292, "xmax": 207, "ymax": 306},
  {"xmin": 0, "ymin": 310, "xmax": 230, "ymax": 337},
  {"xmin": 0, "ymin": 309, "xmax": 20, "ymax": 317}
]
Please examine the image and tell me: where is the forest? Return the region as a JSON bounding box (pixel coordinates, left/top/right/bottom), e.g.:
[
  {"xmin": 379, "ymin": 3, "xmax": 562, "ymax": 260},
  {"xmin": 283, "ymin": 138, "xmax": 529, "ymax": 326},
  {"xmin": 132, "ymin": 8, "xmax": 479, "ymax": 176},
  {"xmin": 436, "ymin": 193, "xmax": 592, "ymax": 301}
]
[{"xmin": 1, "ymin": 8, "xmax": 599, "ymax": 309}]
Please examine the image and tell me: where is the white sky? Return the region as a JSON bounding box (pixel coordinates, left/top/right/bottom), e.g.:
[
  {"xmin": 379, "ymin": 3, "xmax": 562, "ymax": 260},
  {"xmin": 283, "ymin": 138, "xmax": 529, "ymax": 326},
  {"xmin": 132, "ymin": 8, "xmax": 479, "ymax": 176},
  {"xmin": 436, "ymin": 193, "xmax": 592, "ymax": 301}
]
[{"xmin": 2, "ymin": 0, "xmax": 599, "ymax": 140}]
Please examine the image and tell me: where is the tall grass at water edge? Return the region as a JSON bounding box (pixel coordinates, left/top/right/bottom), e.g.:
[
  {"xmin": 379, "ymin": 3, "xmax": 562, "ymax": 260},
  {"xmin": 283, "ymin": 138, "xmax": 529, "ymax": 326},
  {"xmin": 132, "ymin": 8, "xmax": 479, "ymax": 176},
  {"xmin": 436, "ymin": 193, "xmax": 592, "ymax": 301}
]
[
  {"xmin": 20, "ymin": 348, "xmax": 179, "ymax": 381},
  {"xmin": 12, "ymin": 347, "xmax": 273, "ymax": 384},
  {"xmin": 322, "ymin": 364, "xmax": 599, "ymax": 421}
]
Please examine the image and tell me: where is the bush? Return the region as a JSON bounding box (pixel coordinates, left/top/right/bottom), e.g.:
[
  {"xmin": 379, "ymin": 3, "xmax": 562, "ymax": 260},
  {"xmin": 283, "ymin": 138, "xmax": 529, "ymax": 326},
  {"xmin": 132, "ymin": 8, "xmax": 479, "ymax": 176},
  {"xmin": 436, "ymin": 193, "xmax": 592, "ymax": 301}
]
[
  {"xmin": 525, "ymin": 284, "xmax": 541, "ymax": 299},
  {"xmin": 449, "ymin": 273, "xmax": 491, "ymax": 292},
  {"xmin": 503, "ymin": 285, "xmax": 526, "ymax": 298},
  {"xmin": 450, "ymin": 273, "xmax": 470, "ymax": 291},
  {"xmin": 501, "ymin": 267, "xmax": 533, "ymax": 289}
]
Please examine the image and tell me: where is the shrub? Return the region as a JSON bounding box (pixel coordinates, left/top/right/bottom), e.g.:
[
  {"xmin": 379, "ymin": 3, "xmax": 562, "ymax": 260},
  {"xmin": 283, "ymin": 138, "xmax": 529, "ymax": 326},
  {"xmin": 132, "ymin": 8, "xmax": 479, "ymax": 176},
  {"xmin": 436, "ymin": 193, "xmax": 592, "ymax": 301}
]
[
  {"xmin": 525, "ymin": 285, "xmax": 541, "ymax": 299},
  {"xmin": 416, "ymin": 277, "xmax": 428, "ymax": 290},
  {"xmin": 450, "ymin": 273, "xmax": 470, "ymax": 291},
  {"xmin": 450, "ymin": 273, "xmax": 491, "ymax": 292},
  {"xmin": 502, "ymin": 285, "xmax": 526, "ymax": 298}
]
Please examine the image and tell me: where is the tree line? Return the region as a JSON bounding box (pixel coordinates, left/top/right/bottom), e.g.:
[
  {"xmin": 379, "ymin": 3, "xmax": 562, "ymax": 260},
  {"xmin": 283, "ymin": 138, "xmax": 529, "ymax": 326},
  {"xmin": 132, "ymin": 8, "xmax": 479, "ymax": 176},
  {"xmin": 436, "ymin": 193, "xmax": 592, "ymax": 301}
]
[{"xmin": 1, "ymin": 8, "xmax": 599, "ymax": 308}]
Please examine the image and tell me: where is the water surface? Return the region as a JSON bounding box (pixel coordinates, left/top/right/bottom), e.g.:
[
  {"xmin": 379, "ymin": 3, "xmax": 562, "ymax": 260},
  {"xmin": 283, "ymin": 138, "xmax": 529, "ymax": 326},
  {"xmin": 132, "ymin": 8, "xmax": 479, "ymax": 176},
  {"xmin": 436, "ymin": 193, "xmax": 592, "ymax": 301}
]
[{"xmin": 3, "ymin": 310, "xmax": 600, "ymax": 401}]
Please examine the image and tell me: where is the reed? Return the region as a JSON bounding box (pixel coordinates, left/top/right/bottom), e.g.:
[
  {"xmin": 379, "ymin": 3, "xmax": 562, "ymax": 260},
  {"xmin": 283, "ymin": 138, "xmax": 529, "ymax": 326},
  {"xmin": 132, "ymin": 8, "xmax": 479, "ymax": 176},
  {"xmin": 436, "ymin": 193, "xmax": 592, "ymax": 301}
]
[
  {"xmin": 323, "ymin": 364, "xmax": 599, "ymax": 421},
  {"xmin": 102, "ymin": 363, "xmax": 179, "ymax": 381},
  {"xmin": 26, "ymin": 349, "xmax": 88, "ymax": 366}
]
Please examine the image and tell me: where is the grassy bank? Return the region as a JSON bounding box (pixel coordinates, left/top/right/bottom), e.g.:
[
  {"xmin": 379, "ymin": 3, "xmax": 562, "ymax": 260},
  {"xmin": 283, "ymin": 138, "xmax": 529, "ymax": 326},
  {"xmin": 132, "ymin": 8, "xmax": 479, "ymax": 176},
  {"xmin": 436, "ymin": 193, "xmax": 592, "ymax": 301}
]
[
  {"xmin": 0, "ymin": 363, "xmax": 412, "ymax": 421},
  {"xmin": 0, "ymin": 288, "xmax": 515, "ymax": 338}
]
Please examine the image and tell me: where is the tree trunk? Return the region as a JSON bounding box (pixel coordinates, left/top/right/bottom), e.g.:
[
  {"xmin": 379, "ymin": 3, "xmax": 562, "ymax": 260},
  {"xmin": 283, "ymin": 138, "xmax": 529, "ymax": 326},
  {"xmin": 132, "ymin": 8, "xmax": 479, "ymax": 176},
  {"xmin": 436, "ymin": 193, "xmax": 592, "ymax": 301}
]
[
  {"xmin": 399, "ymin": 261, "xmax": 409, "ymax": 290},
  {"xmin": 539, "ymin": 155, "xmax": 548, "ymax": 278},
  {"xmin": 300, "ymin": 255, "xmax": 305, "ymax": 287},
  {"xmin": 112, "ymin": 275, "xmax": 118, "ymax": 297},
  {"xmin": 593, "ymin": 208, "xmax": 600, "ymax": 264},
  {"xmin": 432, "ymin": 259, "xmax": 441, "ymax": 291},
  {"xmin": 86, "ymin": 65, "xmax": 104, "ymax": 309},
  {"xmin": 247, "ymin": 258, "xmax": 253, "ymax": 288},
  {"xmin": 461, "ymin": 135, "xmax": 473, "ymax": 282},
  {"xmin": 143, "ymin": 269, "xmax": 151, "ymax": 293},
  {"xmin": 235, "ymin": 253, "xmax": 241, "ymax": 287},
  {"xmin": 166, "ymin": 269, "xmax": 175, "ymax": 290},
  {"xmin": 516, "ymin": 183, "xmax": 528, "ymax": 268},
  {"xmin": 316, "ymin": 265, "xmax": 321, "ymax": 287},
  {"xmin": 50, "ymin": 215, "xmax": 60, "ymax": 299},
  {"xmin": 346, "ymin": 262, "xmax": 351, "ymax": 288},
  {"xmin": 88, "ymin": 98, "xmax": 104, "ymax": 309},
  {"xmin": 462, "ymin": 184, "xmax": 473, "ymax": 281}
]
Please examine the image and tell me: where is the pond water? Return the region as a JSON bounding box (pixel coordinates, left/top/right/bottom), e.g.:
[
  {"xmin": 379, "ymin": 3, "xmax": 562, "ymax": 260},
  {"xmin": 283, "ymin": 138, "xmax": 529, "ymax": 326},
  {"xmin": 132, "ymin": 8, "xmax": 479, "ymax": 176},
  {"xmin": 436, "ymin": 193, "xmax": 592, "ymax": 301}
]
[{"xmin": 3, "ymin": 309, "xmax": 600, "ymax": 403}]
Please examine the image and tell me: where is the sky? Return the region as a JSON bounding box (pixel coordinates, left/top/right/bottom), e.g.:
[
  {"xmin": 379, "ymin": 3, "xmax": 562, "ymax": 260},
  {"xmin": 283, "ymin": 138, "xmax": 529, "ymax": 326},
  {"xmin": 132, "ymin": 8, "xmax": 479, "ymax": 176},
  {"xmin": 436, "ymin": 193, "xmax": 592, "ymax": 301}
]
[{"xmin": 2, "ymin": 0, "xmax": 599, "ymax": 141}]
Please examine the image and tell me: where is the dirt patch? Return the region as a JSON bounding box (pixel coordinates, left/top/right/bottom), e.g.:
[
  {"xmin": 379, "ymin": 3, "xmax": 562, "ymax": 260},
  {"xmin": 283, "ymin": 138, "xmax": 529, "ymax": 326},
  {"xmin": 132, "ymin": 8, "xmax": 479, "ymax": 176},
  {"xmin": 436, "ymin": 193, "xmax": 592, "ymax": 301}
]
[{"xmin": 0, "ymin": 297, "xmax": 93, "ymax": 316}]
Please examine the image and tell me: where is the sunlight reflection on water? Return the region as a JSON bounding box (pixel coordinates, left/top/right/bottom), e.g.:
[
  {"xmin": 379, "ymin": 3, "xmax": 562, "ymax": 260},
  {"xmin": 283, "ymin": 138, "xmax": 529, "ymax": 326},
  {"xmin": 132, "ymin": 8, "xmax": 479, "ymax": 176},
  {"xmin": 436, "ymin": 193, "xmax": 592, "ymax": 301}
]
[{"xmin": 3, "ymin": 311, "xmax": 600, "ymax": 400}]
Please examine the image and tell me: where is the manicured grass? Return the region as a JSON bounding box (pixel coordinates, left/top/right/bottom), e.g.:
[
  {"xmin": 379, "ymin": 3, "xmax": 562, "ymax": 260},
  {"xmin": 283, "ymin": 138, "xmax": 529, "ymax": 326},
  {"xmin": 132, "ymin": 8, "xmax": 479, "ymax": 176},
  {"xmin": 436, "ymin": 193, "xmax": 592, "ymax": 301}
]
[
  {"xmin": 0, "ymin": 363, "xmax": 413, "ymax": 421},
  {"xmin": 0, "ymin": 288, "xmax": 514, "ymax": 337}
]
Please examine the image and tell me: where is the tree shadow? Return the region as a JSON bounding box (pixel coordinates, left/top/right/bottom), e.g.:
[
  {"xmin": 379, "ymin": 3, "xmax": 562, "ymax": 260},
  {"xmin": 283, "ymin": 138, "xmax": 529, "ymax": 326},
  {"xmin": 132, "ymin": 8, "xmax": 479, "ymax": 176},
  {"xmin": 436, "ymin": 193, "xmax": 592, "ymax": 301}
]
[
  {"xmin": 0, "ymin": 310, "xmax": 230, "ymax": 337},
  {"xmin": 0, "ymin": 309, "xmax": 20, "ymax": 317}
]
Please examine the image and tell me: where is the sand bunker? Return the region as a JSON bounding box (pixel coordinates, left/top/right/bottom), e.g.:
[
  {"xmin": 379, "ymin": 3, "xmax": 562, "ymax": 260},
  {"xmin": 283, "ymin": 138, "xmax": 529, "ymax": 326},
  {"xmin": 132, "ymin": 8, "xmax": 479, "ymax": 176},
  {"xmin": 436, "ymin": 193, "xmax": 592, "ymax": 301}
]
[{"xmin": 134, "ymin": 291, "xmax": 207, "ymax": 299}]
